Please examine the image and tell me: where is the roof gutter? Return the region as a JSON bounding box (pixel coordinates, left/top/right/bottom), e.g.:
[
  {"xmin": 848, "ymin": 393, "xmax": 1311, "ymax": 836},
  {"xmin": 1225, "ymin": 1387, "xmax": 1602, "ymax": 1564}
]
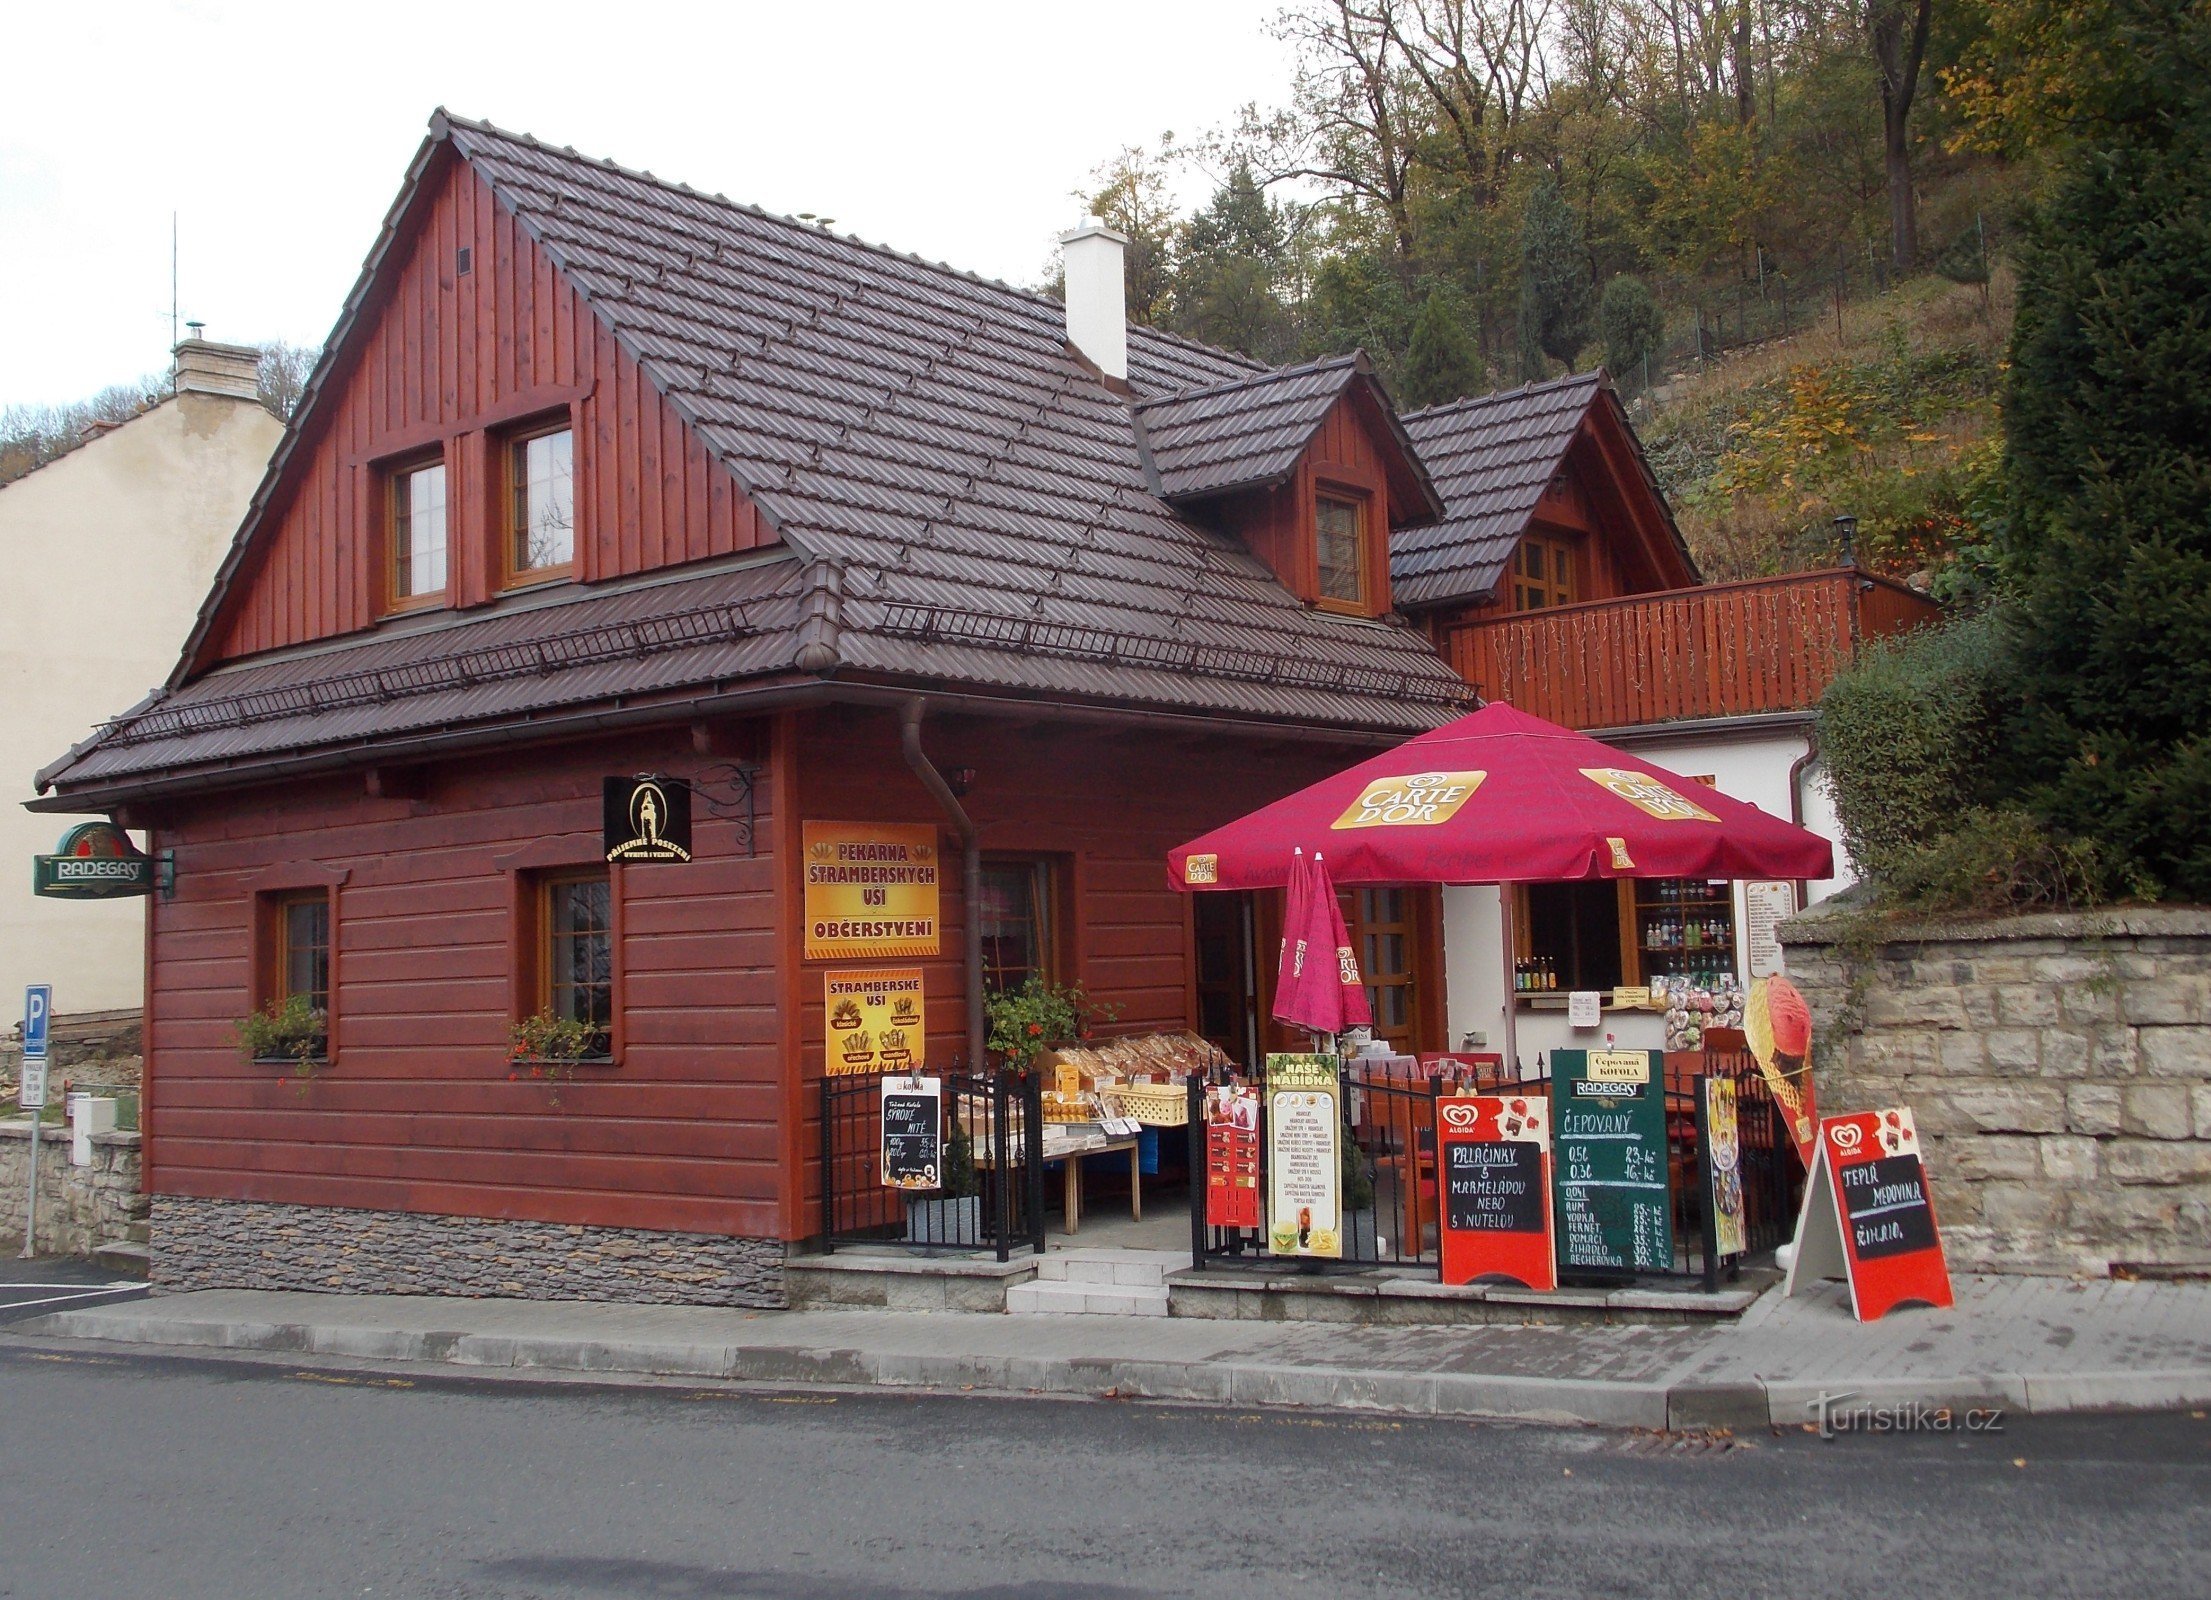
[
  {"xmin": 900, "ymin": 699, "xmax": 986, "ymax": 1078},
  {"xmin": 29, "ymin": 677, "xmax": 1436, "ymax": 816}
]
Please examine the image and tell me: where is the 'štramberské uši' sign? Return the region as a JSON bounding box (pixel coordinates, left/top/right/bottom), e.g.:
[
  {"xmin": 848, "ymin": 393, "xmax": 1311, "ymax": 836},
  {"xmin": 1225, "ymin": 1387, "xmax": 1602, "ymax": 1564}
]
[{"xmin": 33, "ymin": 821, "xmax": 160, "ymax": 899}]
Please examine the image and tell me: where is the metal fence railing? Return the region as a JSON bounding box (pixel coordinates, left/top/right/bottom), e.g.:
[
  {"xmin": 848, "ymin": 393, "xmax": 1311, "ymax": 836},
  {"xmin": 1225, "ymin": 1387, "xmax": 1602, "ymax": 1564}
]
[
  {"xmin": 819, "ymin": 1067, "xmax": 1045, "ymax": 1261},
  {"xmin": 1186, "ymin": 1052, "xmax": 1802, "ymax": 1291}
]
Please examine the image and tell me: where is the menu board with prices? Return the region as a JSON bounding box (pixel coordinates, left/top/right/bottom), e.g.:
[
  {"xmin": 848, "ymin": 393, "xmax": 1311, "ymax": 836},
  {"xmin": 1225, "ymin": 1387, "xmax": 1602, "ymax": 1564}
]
[
  {"xmin": 1265, "ymin": 1055, "xmax": 1342, "ymax": 1259},
  {"xmin": 1785, "ymin": 1107, "xmax": 1953, "ymax": 1321},
  {"xmin": 1549, "ymin": 1049, "xmax": 1674, "ymax": 1275},
  {"xmin": 1437, "ymin": 1093, "xmax": 1556, "ymax": 1290},
  {"xmin": 1204, "ymin": 1085, "xmax": 1262, "ymax": 1230},
  {"xmin": 879, "ymin": 1075, "xmax": 943, "ymax": 1191}
]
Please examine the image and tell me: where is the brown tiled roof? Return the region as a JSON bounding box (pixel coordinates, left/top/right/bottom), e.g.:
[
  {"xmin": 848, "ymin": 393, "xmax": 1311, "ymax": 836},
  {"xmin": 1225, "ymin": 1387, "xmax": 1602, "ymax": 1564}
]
[
  {"xmin": 1135, "ymin": 355, "xmax": 1348, "ymax": 499},
  {"xmin": 1391, "ymin": 373, "xmax": 1605, "ymax": 609},
  {"xmin": 39, "ymin": 114, "xmax": 1471, "ymax": 799}
]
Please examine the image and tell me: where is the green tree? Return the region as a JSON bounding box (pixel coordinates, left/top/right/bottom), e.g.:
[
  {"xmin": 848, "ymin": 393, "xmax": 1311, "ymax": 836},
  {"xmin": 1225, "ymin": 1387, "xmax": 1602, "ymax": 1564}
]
[
  {"xmin": 1993, "ymin": 6, "xmax": 2211, "ymax": 898},
  {"xmin": 1516, "ymin": 175, "xmax": 1592, "ymax": 378},
  {"xmin": 1598, "ymin": 274, "xmax": 1666, "ymax": 378},
  {"xmin": 1397, "ymin": 280, "xmax": 1486, "ymax": 409},
  {"xmin": 1170, "ymin": 166, "xmax": 1300, "ymax": 362},
  {"xmin": 1078, "ymin": 141, "xmax": 1181, "ymax": 326}
]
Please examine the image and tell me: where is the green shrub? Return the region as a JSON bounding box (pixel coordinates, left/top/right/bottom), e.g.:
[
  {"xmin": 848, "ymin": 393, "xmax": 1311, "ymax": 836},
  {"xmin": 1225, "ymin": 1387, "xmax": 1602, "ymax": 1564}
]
[
  {"xmin": 984, "ymin": 975, "xmax": 1115, "ymax": 1073},
  {"xmin": 1600, "ymin": 275, "xmax": 1665, "ymax": 377},
  {"xmin": 1817, "ymin": 611, "xmax": 2014, "ymax": 881},
  {"xmin": 234, "ymin": 993, "xmax": 328, "ymax": 1068},
  {"xmin": 1878, "ymin": 807, "xmax": 2106, "ymax": 915}
]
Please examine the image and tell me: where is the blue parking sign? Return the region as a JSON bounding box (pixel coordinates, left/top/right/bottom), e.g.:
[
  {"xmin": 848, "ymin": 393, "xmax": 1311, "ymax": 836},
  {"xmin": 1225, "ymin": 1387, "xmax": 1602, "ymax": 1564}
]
[{"xmin": 23, "ymin": 985, "xmax": 51, "ymax": 1059}]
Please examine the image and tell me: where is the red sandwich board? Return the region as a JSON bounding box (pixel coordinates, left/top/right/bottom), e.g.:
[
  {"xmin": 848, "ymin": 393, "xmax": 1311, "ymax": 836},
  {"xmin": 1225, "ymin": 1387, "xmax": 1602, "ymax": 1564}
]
[
  {"xmin": 1784, "ymin": 1107, "xmax": 1953, "ymax": 1321},
  {"xmin": 1437, "ymin": 1093, "xmax": 1556, "ymax": 1291},
  {"xmin": 1204, "ymin": 1085, "xmax": 1262, "ymax": 1230}
]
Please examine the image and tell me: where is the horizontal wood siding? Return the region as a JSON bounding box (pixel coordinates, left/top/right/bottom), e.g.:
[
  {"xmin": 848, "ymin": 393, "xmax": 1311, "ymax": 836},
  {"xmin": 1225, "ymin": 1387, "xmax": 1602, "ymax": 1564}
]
[
  {"xmin": 143, "ymin": 726, "xmax": 785, "ymax": 1238},
  {"xmin": 784, "ymin": 705, "xmax": 1363, "ymax": 1237},
  {"xmin": 1441, "ymin": 569, "xmax": 1942, "ymax": 729},
  {"xmin": 207, "ymin": 155, "xmax": 772, "ymax": 666}
]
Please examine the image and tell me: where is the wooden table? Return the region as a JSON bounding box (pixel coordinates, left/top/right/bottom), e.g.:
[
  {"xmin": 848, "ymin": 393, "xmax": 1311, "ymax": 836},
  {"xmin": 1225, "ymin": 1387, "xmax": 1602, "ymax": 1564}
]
[{"xmin": 973, "ymin": 1126, "xmax": 1144, "ymax": 1235}]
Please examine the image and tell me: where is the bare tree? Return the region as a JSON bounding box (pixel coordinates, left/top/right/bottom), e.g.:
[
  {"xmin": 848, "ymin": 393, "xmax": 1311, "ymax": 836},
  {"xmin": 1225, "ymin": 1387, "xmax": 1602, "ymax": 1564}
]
[
  {"xmin": 256, "ymin": 342, "xmax": 320, "ymax": 421},
  {"xmin": 1865, "ymin": 0, "xmax": 1931, "ymax": 270}
]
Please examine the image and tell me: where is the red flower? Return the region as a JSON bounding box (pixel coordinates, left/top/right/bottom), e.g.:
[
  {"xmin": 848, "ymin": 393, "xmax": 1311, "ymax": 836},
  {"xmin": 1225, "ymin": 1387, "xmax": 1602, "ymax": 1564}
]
[{"xmin": 1026, "ymin": 1022, "xmax": 1043, "ymax": 1037}]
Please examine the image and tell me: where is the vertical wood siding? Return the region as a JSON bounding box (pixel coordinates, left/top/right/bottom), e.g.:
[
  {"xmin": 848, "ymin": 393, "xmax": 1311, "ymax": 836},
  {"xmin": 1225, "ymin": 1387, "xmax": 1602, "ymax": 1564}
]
[{"xmin": 207, "ymin": 155, "xmax": 774, "ymax": 666}]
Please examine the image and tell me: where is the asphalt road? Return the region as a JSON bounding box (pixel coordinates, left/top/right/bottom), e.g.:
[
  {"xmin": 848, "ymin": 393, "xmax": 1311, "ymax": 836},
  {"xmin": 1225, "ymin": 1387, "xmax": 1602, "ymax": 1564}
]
[{"xmin": 0, "ymin": 1343, "xmax": 2204, "ymax": 1600}]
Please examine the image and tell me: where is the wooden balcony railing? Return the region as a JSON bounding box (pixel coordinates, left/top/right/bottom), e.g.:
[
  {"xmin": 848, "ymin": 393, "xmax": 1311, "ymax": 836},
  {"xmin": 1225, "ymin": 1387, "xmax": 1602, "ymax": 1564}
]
[{"xmin": 1440, "ymin": 568, "xmax": 1942, "ymax": 731}]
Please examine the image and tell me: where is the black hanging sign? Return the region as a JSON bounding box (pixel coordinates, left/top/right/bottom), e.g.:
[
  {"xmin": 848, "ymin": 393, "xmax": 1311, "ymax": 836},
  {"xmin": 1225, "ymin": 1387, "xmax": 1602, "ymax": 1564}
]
[
  {"xmin": 603, "ymin": 775, "xmax": 693, "ymax": 863},
  {"xmin": 880, "ymin": 1075, "xmax": 943, "ymax": 1191}
]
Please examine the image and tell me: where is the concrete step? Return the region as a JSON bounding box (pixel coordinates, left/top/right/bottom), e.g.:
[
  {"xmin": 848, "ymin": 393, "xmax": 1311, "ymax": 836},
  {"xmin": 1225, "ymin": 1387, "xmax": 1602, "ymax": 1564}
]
[
  {"xmin": 92, "ymin": 1240, "xmax": 150, "ymax": 1279},
  {"xmin": 1006, "ymin": 1279, "xmax": 1172, "ymax": 1317},
  {"xmin": 1035, "ymin": 1248, "xmax": 1186, "ymax": 1289}
]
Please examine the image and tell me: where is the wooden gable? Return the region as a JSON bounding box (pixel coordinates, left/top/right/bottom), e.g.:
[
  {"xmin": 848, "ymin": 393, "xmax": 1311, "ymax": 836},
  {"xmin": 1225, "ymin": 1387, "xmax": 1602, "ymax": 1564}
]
[
  {"xmin": 1218, "ymin": 387, "xmax": 1434, "ymax": 618},
  {"xmin": 1489, "ymin": 401, "xmax": 1695, "ymax": 612},
  {"xmin": 190, "ymin": 146, "xmax": 776, "ymax": 674}
]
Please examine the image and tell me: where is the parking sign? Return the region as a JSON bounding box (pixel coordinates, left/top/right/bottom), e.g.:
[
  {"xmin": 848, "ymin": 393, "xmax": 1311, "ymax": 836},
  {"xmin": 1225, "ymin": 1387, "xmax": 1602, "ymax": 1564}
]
[{"xmin": 23, "ymin": 984, "xmax": 52, "ymax": 1060}]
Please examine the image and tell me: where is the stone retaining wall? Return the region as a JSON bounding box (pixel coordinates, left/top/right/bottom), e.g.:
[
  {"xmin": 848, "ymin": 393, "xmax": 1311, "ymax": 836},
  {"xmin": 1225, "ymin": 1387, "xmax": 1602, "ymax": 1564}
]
[
  {"xmin": 1783, "ymin": 905, "xmax": 2211, "ymax": 1276},
  {"xmin": 0, "ymin": 1008, "xmax": 144, "ymax": 1094},
  {"xmin": 0, "ymin": 1123, "xmax": 145, "ymax": 1256},
  {"xmin": 151, "ymin": 1196, "xmax": 788, "ymax": 1307}
]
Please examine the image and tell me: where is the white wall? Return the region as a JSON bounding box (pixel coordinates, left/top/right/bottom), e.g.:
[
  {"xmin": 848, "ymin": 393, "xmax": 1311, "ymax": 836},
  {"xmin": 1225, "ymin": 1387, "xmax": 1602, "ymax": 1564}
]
[
  {"xmin": 1440, "ymin": 722, "xmax": 1842, "ymax": 1070},
  {"xmin": 0, "ymin": 392, "xmax": 282, "ymax": 1015}
]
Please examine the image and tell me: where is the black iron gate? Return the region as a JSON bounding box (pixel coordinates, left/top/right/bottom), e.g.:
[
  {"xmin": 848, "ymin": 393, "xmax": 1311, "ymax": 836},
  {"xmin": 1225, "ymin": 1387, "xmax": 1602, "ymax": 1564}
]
[{"xmin": 820, "ymin": 1068, "xmax": 1045, "ymax": 1260}]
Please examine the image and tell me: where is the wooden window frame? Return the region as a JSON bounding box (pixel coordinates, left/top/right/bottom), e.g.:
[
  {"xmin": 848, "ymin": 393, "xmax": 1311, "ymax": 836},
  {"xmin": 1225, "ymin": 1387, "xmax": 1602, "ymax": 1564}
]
[
  {"xmin": 498, "ymin": 414, "xmax": 578, "ymax": 592},
  {"xmin": 510, "ymin": 861, "xmax": 623, "ymax": 1060},
  {"xmin": 242, "ymin": 863, "xmax": 350, "ymax": 1063},
  {"xmin": 498, "ymin": 841, "xmax": 624, "ymax": 1066},
  {"xmin": 977, "ymin": 854, "xmax": 1070, "ymax": 996},
  {"xmin": 1510, "ymin": 530, "xmax": 1579, "ymax": 611},
  {"xmin": 1312, "ymin": 488, "xmax": 1372, "ymax": 617},
  {"xmin": 380, "ymin": 447, "xmax": 451, "ymax": 615}
]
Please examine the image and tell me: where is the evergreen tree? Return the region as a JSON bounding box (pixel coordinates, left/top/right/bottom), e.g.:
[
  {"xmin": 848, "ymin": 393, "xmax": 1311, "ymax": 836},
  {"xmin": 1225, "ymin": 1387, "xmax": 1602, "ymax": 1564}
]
[
  {"xmin": 1994, "ymin": 10, "xmax": 2211, "ymax": 898},
  {"xmin": 1516, "ymin": 177, "xmax": 1593, "ymax": 379},
  {"xmin": 1397, "ymin": 282, "xmax": 1485, "ymax": 410},
  {"xmin": 1598, "ymin": 275, "xmax": 1666, "ymax": 382},
  {"xmin": 1169, "ymin": 166, "xmax": 1298, "ymax": 362}
]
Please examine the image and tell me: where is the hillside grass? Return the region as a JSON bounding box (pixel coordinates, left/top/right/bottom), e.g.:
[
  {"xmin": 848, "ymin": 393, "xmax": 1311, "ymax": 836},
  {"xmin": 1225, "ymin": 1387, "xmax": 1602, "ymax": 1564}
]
[{"xmin": 1639, "ymin": 270, "xmax": 2015, "ymax": 582}]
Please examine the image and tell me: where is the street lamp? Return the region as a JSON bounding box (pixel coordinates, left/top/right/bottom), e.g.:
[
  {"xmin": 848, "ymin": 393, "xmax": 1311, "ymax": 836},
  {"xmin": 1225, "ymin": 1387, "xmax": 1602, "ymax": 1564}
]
[{"xmin": 1833, "ymin": 513, "xmax": 1859, "ymax": 568}]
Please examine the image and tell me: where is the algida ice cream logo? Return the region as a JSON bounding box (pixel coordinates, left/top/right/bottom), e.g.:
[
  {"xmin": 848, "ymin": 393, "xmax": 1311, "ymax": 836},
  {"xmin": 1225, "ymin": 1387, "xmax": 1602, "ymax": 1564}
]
[
  {"xmin": 1580, "ymin": 767, "xmax": 1719, "ymax": 822},
  {"xmin": 1331, "ymin": 770, "xmax": 1486, "ymax": 829}
]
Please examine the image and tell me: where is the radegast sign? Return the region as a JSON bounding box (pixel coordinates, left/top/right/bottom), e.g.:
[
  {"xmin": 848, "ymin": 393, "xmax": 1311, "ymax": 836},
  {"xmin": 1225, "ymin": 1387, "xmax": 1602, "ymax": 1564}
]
[{"xmin": 33, "ymin": 822, "xmax": 160, "ymax": 899}]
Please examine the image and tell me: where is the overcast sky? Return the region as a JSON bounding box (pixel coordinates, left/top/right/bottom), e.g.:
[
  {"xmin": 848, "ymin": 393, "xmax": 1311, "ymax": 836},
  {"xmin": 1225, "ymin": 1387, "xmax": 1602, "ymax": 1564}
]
[{"xmin": 1, "ymin": 0, "xmax": 1293, "ymax": 410}]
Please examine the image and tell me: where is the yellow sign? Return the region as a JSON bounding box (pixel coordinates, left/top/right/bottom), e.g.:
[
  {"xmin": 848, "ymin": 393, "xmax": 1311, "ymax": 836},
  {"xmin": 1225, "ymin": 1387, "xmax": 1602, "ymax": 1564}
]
[
  {"xmin": 1581, "ymin": 768, "xmax": 1719, "ymax": 822},
  {"xmin": 1184, "ymin": 853, "xmax": 1219, "ymax": 885},
  {"xmin": 825, "ymin": 968, "xmax": 925, "ymax": 1076},
  {"xmin": 1331, "ymin": 770, "xmax": 1487, "ymax": 830},
  {"xmin": 1588, "ymin": 1050, "xmax": 1653, "ymax": 1084},
  {"xmin": 803, "ymin": 823, "xmax": 941, "ymax": 959}
]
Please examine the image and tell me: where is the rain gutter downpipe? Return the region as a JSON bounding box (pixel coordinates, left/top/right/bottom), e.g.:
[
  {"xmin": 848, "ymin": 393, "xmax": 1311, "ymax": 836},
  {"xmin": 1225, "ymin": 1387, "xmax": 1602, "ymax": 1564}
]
[{"xmin": 901, "ymin": 698, "xmax": 986, "ymax": 1077}]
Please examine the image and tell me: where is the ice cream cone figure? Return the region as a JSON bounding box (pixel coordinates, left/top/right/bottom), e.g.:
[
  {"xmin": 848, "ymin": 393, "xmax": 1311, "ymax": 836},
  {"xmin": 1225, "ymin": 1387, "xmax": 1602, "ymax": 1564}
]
[{"xmin": 1746, "ymin": 975, "xmax": 1817, "ymax": 1166}]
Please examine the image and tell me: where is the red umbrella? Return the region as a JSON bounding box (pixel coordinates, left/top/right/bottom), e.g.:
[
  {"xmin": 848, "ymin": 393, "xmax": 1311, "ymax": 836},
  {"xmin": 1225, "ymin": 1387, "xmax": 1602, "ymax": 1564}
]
[
  {"xmin": 1170, "ymin": 704, "xmax": 1832, "ymax": 890},
  {"xmin": 1273, "ymin": 851, "xmax": 1372, "ymax": 1036}
]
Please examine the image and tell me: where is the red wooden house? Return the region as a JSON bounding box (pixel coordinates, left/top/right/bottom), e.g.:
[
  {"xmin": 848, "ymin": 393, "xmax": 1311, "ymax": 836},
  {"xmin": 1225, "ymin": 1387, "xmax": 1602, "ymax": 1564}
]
[
  {"xmin": 31, "ymin": 114, "xmax": 1489, "ymax": 1302},
  {"xmin": 33, "ymin": 114, "xmax": 1932, "ymax": 1302}
]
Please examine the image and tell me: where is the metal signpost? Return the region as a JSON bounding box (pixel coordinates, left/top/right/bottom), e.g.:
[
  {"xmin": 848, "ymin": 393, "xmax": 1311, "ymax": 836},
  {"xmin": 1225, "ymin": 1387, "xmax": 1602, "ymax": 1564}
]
[{"xmin": 18, "ymin": 985, "xmax": 52, "ymax": 1259}]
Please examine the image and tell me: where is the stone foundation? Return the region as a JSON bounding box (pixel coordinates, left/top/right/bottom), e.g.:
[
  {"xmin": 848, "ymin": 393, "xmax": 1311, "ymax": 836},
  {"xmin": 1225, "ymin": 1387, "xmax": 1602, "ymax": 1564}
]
[
  {"xmin": 151, "ymin": 1196, "xmax": 787, "ymax": 1307},
  {"xmin": 0, "ymin": 1124, "xmax": 144, "ymax": 1256},
  {"xmin": 1784, "ymin": 904, "xmax": 2211, "ymax": 1276}
]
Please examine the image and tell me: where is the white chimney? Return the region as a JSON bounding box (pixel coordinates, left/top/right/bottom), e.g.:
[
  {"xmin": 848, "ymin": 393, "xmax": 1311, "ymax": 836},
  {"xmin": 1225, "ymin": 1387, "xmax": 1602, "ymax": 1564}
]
[
  {"xmin": 173, "ymin": 337, "xmax": 262, "ymax": 401},
  {"xmin": 1059, "ymin": 220, "xmax": 1129, "ymax": 382}
]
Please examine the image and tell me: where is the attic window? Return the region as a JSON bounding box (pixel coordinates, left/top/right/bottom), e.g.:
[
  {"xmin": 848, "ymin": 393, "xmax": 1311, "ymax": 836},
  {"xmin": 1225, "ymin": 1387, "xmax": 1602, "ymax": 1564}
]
[
  {"xmin": 1315, "ymin": 494, "xmax": 1366, "ymax": 610},
  {"xmin": 456, "ymin": 246, "xmax": 472, "ymax": 276},
  {"xmin": 505, "ymin": 424, "xmax": 576, "ymax": 584}
]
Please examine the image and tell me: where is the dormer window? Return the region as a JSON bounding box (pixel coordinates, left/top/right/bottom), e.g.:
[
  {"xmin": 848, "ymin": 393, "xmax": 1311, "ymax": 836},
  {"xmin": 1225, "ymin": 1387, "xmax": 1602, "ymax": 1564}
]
[
  {"xmin": 1316, "ymin": 493, "xmax": 1367, "ymax": 611},
  {"xmin": 387, "ymin": 457, "xmax": 448, "ymax": 609},
  {"xmin": 1512, "ymin": 533, "xmax": 1577, "ymax": 610}
]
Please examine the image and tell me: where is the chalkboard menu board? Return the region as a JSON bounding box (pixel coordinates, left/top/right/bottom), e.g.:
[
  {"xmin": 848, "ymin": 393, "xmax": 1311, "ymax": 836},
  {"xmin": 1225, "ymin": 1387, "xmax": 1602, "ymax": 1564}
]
[
  {"xmin": 1550, "ymin": 1049, "xmax": 1674, "ymax": 1274},
  {"xmin": 880, "ymin": 1076, "xmax": 942, "ymax": 1191},
  {"xmin": 1445, "ymin": 1141, "xmax": 1545, "ymax": 1234},
  {"xmin": 1841, "ymin": 1153, "xmax": 1938, "ymax": 1260}
]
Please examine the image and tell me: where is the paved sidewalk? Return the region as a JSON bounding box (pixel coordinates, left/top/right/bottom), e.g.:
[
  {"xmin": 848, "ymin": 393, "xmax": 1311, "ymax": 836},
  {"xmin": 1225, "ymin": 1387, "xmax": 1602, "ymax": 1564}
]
[{"xmin": 13, "ymin": 1273, "xmax": 2211, "ymax": 1430}]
